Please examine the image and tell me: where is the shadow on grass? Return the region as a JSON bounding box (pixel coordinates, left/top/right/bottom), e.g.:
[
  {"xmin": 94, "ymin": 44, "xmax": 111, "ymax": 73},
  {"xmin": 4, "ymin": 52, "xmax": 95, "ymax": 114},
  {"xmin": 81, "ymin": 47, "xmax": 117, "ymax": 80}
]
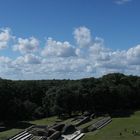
[
  {"xmin": 0, "ymin": 121, "xmax": 33, "ymax": 132},
  {"xmin": 110, "ymin": 109, "xmax": 135, "ymax": 118}
]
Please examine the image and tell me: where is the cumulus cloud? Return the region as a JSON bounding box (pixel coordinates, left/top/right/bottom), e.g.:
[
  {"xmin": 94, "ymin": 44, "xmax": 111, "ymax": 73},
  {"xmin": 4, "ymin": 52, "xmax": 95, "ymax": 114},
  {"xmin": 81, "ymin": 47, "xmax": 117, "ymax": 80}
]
[
  {"xmin": 115, "ymin": 0, "xmax": 132, "ymax": 5},
  {"xmin": 0, "ymin": 56, "xmax": 11, "ymax": 63},
  {"xmin": 14, "ymin": 54, "xmax": 41, "ymax": 64},
  {"xmin": 1, "ymin": 26, "xmax": 140, "ymax": 79},
  {"xmin": 0, "ymin": 28, "xmax": 11, "ymax": 49},
  {"xmin": 42, "ymin": 38, "xmax": 76, "ymax": 57},
  {"xmin": 88, "ymin": 37, "xmax": 110, "ymax": 60},
  {"xmin": 24, "ymin": 54, "xmax": 41, "ymax": 64},
  {"xmin": 126, "ymin": 45, "xmax": 140, "ymax": 65},
  {"xmin": 13, "ymin": 37, "xmax": 39, "ymax": 54},
  {"xmin": 74, "ymin": 26, "xmax": 92, "ymax": 48}
]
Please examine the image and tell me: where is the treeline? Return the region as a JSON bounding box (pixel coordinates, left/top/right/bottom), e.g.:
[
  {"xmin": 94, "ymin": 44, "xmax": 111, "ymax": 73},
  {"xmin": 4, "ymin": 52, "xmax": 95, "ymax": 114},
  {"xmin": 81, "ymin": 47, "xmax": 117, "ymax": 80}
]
[{"xmin": 0, "ymin": 73, "xmax": 140, "ymax": 121}]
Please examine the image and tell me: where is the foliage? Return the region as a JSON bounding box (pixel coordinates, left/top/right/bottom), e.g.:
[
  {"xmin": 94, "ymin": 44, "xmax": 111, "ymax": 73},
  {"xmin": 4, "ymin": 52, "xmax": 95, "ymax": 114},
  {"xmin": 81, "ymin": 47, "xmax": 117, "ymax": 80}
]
[{"xmin": 0, "ymin": 73, "xmax": 140, "ymax": 121}]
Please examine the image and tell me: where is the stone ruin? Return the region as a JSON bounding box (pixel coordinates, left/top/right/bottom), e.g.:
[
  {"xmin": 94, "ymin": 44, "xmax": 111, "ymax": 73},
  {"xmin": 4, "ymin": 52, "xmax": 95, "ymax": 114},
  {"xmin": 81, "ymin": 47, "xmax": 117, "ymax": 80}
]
[
  {"xmin": 8, "ymin": 123, "xmax": 84, "ymax": 140},
  {"xmin": 8, "ymin": 113, "xmax": 111, "ymax": 140}
]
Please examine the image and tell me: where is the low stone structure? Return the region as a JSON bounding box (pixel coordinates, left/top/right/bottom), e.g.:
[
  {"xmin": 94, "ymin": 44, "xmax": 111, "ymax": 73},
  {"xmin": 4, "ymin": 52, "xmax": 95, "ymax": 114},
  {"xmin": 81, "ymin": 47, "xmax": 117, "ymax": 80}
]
[
  {"xmin": 8, "ymin": 115, "xmax": 111, "ymax": 140},
  {"xmin": 62, "ymin": 124, "xmax": 76, "ymax": 135},
  {"xmin": 75, "ymin": 116, "xmax": 90, "ymax": 127},
  {"xmin": 48, "ymin": 131, "xmax": 61, "ymax": 140},
  {"xmin": 89, "ymin": 116, "xmax": 112, "ymax": 131}
]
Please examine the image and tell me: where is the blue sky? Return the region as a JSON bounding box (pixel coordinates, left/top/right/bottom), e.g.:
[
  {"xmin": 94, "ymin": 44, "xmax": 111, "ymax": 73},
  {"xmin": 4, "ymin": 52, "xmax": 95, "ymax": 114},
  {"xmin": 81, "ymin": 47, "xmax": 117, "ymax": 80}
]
[
  {"xmin": 0, "ymin": 0, "xmax": 139, "ymax": 49},
  {"xmin": 0, "ymin": 0, "xmax": 140, "ymax": 79}
]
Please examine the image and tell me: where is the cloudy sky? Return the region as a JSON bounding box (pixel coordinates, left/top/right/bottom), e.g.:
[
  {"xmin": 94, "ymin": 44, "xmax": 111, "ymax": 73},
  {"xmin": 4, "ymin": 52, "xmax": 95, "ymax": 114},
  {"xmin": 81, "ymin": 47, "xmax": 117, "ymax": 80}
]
[{"xmin": 0, "ymin": 0, "xmax": 140, "ymax": 79}]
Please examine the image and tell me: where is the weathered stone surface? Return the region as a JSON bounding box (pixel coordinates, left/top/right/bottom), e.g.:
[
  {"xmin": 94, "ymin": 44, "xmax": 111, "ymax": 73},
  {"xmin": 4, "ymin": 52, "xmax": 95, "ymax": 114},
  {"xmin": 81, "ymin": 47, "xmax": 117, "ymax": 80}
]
[
  {"xmin": 51, "ymin": 123, "xmax": 65, "ymax": 131},
  {"xmin": 89, "ymin": 117, "xmax": 112, "ymax": 131},
  {"xmin": 75, "ymin": 116, "xmax": 90, "ymax": 127},
  {"xmin": 48, "ymin": 129, "xmax": 56, "ymax": 137},
  {"xmin": 49, "ymin": 131, "xmax": 61, "ymax": 140},
  {"xmin": 62, "ymin": 124, "xmax": 76, "ymax": 135},
  {"xmin": 91, "ymin": 113, "xmax": 95, "ymax": 119}
]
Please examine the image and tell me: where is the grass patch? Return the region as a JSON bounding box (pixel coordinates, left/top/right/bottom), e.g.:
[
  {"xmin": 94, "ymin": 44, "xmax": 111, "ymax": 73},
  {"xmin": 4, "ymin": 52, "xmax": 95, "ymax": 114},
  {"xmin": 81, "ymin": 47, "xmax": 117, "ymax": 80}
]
[
  {"xmin": 82, "ymin": 111, "xmax": 140, "ymax": 140},
  {"xmin": 62, "ymin": 118, "xmax": 74, "ymax": 125},
  {"xmin": 2, "ymin": 111, "xmax": 140, "ymax": 140},
  {"xmin": 30, "ymin": 116, "xmax": 61, "ymax": 126},
  {"xmin": 0, "ymin": 129, "xmax": 22, "ymax": 140}
]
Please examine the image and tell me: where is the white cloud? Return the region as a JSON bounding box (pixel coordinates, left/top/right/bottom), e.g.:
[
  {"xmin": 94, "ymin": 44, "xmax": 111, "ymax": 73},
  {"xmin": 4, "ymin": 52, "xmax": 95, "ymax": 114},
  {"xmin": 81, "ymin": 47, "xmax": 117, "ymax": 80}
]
[
  {"xmin": 42, "ymin": 38, "xmax": 76, "ymax": 57},
  {"xmin": 0, "ymin": 28, "xmax": 11, "ymax": 50},
  {"xmin": 14, "ymin": 54, "xmax": 41, "ymax": 64},
  {"xmin": 1, "ymin": 26, "xmax": 140, "ymax": 79},
  {"xmin": 0, "ymin": 56, "xmax": 11, "ymax": 63},
  {"xmin": 24, "ymin": 54, "xmax": 41, "ymax": 64},
  {"xmin": 127, "ymin": 44, "xmax": 140, "ymax": 58},
  {"xmin": 74, "ymin": 26, "xmax": 92, "ymax": 48},
  {"xmin": 126, "ymin": 44, "xmax": 140, "ymax": 65},
  {"xmin": 115, "ymin": 0, "xmax": 132, "ymax": 5},
  {"xmin": 13, "ymin": 37, "xmax": 39, "ymax": 54}
]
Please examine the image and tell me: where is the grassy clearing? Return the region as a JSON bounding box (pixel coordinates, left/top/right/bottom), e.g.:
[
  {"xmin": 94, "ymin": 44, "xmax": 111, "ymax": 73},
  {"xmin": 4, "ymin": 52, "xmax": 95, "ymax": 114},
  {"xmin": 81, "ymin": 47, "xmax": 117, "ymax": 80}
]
[
  {"xmin": 30, "ymin": 116, "xmax": 61, "ymax": 126},
  {"xmin": 62, "ymin": 118, "xmax": 74, "ymax": 125},
  {"xmin": 2, "ymin": 111, "xmax": 140, "ymax": 140},
  {"xmin": 82, "ymin": 111, "xmax": 140, "ymax": 140},
  {"xmin": 0, "ymin": 116, "xmax": 64, "ymax": 140},
  {"xmin": 0, "ymin": 129, "xmax": 22, "ymax": 140}
]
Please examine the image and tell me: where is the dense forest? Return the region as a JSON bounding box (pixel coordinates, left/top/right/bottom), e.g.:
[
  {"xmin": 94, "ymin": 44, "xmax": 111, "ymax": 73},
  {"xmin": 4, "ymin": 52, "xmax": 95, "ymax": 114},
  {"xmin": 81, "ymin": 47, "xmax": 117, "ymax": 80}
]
[{"xmin": 0, "ymin": 73, "xmax": 140, "ymax": 122}]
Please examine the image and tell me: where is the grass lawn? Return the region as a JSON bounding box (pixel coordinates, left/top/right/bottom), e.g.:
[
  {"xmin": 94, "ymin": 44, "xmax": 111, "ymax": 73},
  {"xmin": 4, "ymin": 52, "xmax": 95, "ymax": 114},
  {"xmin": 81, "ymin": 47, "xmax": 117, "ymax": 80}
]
[
  {"xmin": 0, "ymin": 116, "xmax": 59, "ymax": 140},
  {"xmin": 0, "ymin": 129, "xmax": 22, "ymax": 140},
  {"xmin": 82, "ymin": 111, "xmax": 140, "ymax": 140},
  {"xmin": 2, "ymin": 111, "xmax": 140, "ymax": 140},
  {"xmin": 30, "ymin": 116, "xmax": 61, "ymax": 126}
]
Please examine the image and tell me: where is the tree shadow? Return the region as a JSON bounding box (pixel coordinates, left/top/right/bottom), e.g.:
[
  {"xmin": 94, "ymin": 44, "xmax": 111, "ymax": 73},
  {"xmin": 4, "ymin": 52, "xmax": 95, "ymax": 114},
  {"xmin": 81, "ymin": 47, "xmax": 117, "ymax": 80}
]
[
  {"xmin": 110, "ymin": 109, "xmax": 134, "ymax": 118},
  {"xmin": 0, "ymin": 121, "xmax": 33, "ymax": 132}
]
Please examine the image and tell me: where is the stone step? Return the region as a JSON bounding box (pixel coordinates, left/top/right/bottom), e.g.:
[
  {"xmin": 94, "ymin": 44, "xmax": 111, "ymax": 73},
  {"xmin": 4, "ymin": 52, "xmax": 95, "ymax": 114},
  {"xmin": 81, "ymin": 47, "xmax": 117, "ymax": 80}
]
[
  {"xmin": 73, "ymin": 133, "xmax": 85, "ymax": 140},
  {"xmin": 9, "ymin": 131, "xmax": 27, "ymax": 140}
]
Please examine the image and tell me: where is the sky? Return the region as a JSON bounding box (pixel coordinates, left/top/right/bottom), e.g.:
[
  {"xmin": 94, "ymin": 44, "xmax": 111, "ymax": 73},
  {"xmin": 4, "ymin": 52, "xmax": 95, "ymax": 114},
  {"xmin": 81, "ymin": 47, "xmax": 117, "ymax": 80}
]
[{"xmin": 0, "ymin": 0, "xmax": 140, "ymax": 79}]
